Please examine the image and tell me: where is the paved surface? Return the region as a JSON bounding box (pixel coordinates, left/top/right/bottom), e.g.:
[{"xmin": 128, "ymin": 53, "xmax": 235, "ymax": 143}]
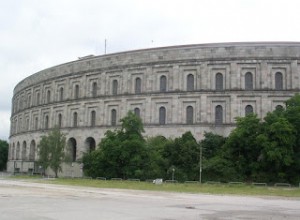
[{"xmin": 0, "ymin": 179, "xmax": 300, "ymax": 220}]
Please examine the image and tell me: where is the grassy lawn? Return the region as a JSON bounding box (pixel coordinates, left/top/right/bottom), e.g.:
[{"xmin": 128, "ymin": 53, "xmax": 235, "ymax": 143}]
[{"xmin": 8, "ymin": 175, "xmax": 300, "ymax": 198}]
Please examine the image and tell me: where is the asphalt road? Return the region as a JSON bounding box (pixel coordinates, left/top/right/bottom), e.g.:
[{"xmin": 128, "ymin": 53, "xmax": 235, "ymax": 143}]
[{"xmin": 0, "ymin": 179, "xmax": 300, "ymax": 220}]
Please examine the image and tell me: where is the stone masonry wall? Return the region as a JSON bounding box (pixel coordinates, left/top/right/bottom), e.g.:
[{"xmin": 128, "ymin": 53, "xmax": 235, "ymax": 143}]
[{"xmin": 8, "ymin": 42, "xmax": 300, "ymax": 176}]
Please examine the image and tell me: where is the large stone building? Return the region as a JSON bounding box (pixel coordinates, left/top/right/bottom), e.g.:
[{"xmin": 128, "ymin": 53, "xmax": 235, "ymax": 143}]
[{"xmin": 7, "ymin": 42, "xmax": 300, "ymax": 176}]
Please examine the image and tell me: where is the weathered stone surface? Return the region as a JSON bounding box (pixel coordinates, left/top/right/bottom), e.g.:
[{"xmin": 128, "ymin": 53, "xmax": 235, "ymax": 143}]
[{"xmin": 8, "ymin": 42, "xmax": 300, "ymax": 176}]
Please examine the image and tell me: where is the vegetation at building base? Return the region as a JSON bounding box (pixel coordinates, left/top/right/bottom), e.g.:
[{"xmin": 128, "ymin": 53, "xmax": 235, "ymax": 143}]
[
  {"xmin": 83, "ymin": 111, "xmax": 200, "ymax": 181},
  {"xmin": 82, "ymin": 94, "xmax": 300, "ymax": 185},
  {"xmin": 211, "ymin": 94, "xmax": 300, "ymax": 185},
  {"xmin": 38, "ymin": 128, "xmax": 70, "ymax": 178},
  {"xmin": 0, "ymin": 139, "xmax": 8, "ymax": 171}
]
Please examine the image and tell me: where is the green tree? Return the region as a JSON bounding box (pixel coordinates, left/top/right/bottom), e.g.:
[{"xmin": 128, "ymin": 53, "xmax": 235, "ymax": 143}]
[
  {"xmin": 82, "ymin": 149, "xmax": 104, "ymax": 178},
  {"xmin": 284, "ymin": 94, "xmax": 300, "ymax": 182},
  {"xmin": 0, "ymin": 140, "xmax": 8, "ymax": 171},
  {"xmin": 203, "ymin": 155, "xmax": 239, "ymax": 182},
  {"xmin": 219, "ymin": 97, "xmax": 299, "ymax": 184},
  {"xmin": 200, "ymin": 132, "xmax": 226, "ymax": 159},
  {"xmin": 285, "ymin": 93, "xmax": 300, "ymax": 144},
  {"xmin": 257, "ymin": 113, "xmax": 296, "ymax": 182},
  {"xmin": 38, "ymin": 128, "xmax": 67, "ymax": 177},
  {"xmin": 83, "ymin": 111, "xmax": 148, "ymax": 179},
  {"xmin": 120, "ymin": 111, "xmax": 144, "ymax": 138},
  {"xmin": 222, "ymin": 114, "xmax": 263, "ymax": 181},
  {"xmin": 81, "ymin": 94, "xmax": 300, "ymax": 183},
  {"xmin": 162, "ymin": 132, "xmax": 200, "ymax": 181},
  {"xmin": 144, "ymin": 136, "xmax": 168, "ymax": 179},
  {"xmin": 199, "ymin": 132, "xmax": 229, "ymax": 182}
]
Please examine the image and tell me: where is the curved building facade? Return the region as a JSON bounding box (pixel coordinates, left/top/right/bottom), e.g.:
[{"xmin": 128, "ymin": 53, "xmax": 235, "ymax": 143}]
[{"xmin": 7, "ymin": 42, "xmax": 300, "ymax": 176}]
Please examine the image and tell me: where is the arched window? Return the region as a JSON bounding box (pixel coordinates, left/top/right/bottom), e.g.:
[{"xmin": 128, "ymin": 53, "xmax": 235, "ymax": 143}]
[
  {"xmin": 245, "ymin": 72, "xmax": 253, "ymax": 90},
  {"xmin": 29, "ymin": 140, "xmax": 36, "ymax": 161},
  {"xmin": 187, "ymin": 74, "xmax": 194, "ymax": 91},
  {"xmin": 14, "ymin": 120, "xmax": 17, "ymax": 133},
  {"xmin": 186, "ymin": 106, "xmax": 194, "ymax": 124},
  {"xmin": 159, "ymin": 107, "xmax": 166, "ymax": 125},
  {"xmin": 160, "ymin": 75, "xmax": 167, "ymax": 92},
  {"xmin": 36, "ymin": 93, "xmax": 40, "ymax": 105},
  {"xmin": 47, "ymin": 90, "xmax": 51, "ymax": 103},
  {"xmin": 215, "ymin": 105, "xmax": 223, "ymax": 125},
  {"xmin": 111, "ymin": 109, "xmax": 117, "ymax": 126},
  {"xmin": 276, "ymin": 105, "xmax": 284, "ymax": 111},
  {"xmin": 22, "ymin": 141, "xmax": 27, "ymax": 160},
  {"xmin": 216, "ymin": 73, "xmax": 223, "ymax": 91},
  {"xmin": 19, "ymin": 119, "xmax": 22, "ymax": 132},
  {"xmin": 58, "ymin": 114, "xmax": 62, "ymax": 128},
  {"xmin": 20, "ymin": 97, "xmax": 23, "ymax": 109},
  {"xmin": 45, "ymin": 115, "xmax": 49, "ymax": 129},
  {"xmin": 85, "ymin": 137, "xmax": 96, "ymax": 153},
  {"xmin": 35, "ymin": 117, "xmax": 38, "ymax": 130},
  {"xmin": 134, "ymin": 108, "xmax": 140, "ymax": 117},
  {"xmin": 73, "ymin": 112, "xmax": 78, "ymax": 127},
  {"xmin": 91, "ymin": 110, "xmax": 96, "ymax": 127},
  {"xmin": 68, "ymin": 138, "xmax": 77, "ymax": 162},
  {"xmin": 72, "ymin": 144, "xmax": 77, "ymax": 162},
  {"xmin": 275, "ymin": 72, "xmax": 283, "ymax": 90},
  {"xmin": 27, "ymin": 95, "xmax": 31, "ymax": 107},
  {"xmin": 59, "ymin": 87, "xmax": 64, "ymax": 101},
  {"xmin": 75, "ymin": 85, "xmax": 80, "ymax": 99},
  {"xmin": 135, "ymin": 77, "xmax": 142, "ymax": 94},
  {"xmin": 92, "ymin": 82, "xmax": 97, "ymax": 97},
  {"xmin": 245, "ymin": 105, "xmax": 253, "ymax": 115},
  {"xmin": 12, "ymin": 143, "xmax": 15, "ymax": 160},
  {"xmin": 19, "ymin": 98, "xmax": 22, "ymax": 110},
  {"xmin": 19, "ymin": 96, "xmax": 23, "ymax": 109},
  {"xmin": 16, "ymin": 142, "xmax": 20, "ymax": 160},
  {"xmin": 112, "ymin": 80, "xmax": 118, "ymax": 95},
  {"xmin": 26, "ymin": 118, "xmax": 29, "ymax": 131}
]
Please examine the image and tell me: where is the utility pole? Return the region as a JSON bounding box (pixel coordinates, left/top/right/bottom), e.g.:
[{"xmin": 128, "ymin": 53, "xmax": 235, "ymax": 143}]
[
  {"xmin": 104, "ymin": 39, "xmax": 107, "ymax": 54},
  {"xmin": 199, "ymin": 144, "xmax": 202, "ymax": 184}
]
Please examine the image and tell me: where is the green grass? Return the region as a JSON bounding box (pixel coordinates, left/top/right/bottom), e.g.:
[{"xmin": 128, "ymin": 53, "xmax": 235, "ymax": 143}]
[{"xmin": 8, "ymin": 175, "xmax": 300, "ymax": 197}]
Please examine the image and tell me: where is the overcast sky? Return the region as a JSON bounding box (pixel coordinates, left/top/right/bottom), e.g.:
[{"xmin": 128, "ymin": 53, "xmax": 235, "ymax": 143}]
[{"xmin": 1, "ymin": 0, "xmax": 300, "ymax": 140}]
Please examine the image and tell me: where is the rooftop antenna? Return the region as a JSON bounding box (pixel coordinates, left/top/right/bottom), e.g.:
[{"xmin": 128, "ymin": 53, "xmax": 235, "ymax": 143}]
[{"xmin": 105, "ymin": 39, "xmax": 107, "ymax": 54}]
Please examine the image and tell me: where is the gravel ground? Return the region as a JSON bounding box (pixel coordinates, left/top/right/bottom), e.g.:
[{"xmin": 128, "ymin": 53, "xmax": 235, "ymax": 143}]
[{"xmin": 0, "ymin": 178, "xmax": 300, "ymax": 220}]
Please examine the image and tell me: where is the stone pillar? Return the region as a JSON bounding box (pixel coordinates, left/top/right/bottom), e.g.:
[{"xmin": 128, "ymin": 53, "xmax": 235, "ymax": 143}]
[
  {"xmin": 196, "ymin": 64, "xmax": 201, "ymax": 90},
  {"xmin": 172, "ymin": 65, "xmax": 180, "ymax": 91},
  {"xmin": 172, "ymin": 97, "xmax": 179, "ymax": 124},
  {"xmin": 146, "ymin": 67, "xmax": 153, "ymax": 91},
  {"xmin": 291, "ymin": 60, "xmax": 298, "ymax": 89},
  {"xmin": 201, "ymin": 63, "xmax": 209, "ymax": 90},
  {"xmin": 261, "ymin": 94, "xmax": 270, "ymax": 117},
  {"xmin": 230, "ymin": 94, "xmax": 238, "ymax": 123},
  {"xmin": 230, "ymin": 62, "xmax": 237, "ymax": 90},
  {"xmin": 145, "ymin": 97, "xmax": 152, "ymax": 124},
  {"xmin": 200, "ymin": 95, "xmax": 208, "ymax": 123},
  {"xmin": 123, "ymin": 70, "xmax": 129, "ymax": 93},
  {"xmin": 260, "ymin": 62, "xmax": 269, "ymax": 89}
]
